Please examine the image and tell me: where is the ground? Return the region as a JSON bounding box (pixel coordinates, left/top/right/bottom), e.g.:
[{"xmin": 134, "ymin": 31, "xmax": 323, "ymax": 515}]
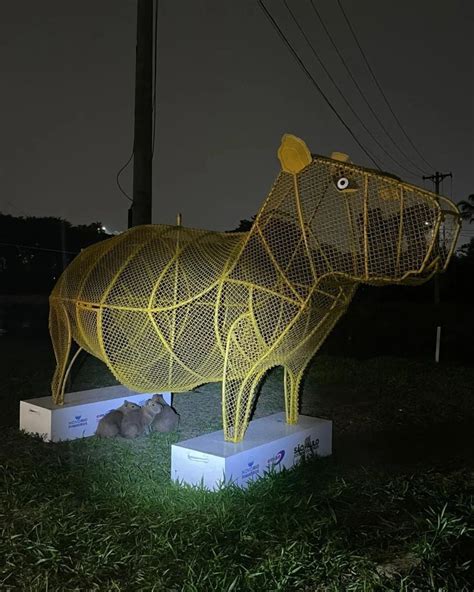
[{"xmin": 0, "ymin": 335, "xmax": 473, "ymax": 591}]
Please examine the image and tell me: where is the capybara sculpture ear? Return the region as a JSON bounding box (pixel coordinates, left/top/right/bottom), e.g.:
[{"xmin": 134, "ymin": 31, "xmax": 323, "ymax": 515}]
[
  {"xmin": 330, "ymin": 151, "xmax": 351, "ymax": 163},
  {"xmin": 277, "ymin": 134, "xmax": 312, "ymax": 174}
]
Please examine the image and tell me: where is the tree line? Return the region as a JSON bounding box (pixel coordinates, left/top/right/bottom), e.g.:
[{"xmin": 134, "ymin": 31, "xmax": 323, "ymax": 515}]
[{"xmin": 0, "ymin": 214, "xmax": 110, "ymax": 294}]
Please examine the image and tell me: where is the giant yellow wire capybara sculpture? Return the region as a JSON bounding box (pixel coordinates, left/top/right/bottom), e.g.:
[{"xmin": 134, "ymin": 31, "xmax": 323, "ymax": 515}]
[{"xmin": 49, "ymin": 134, "xmax": 460, "ymax": 441}]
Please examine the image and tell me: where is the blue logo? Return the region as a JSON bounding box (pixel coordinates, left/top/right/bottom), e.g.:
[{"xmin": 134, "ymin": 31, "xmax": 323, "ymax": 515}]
[
  {"xmin": 241, "ymin": 460, "xmax": 260, "ymax": 480},
  {"xmin": 267, "ymin": 450, "xmax": 285, "ymax": 468},
  {"xmin": 68, "ymin": 415, "xmax": 88, "ymax": 429}
]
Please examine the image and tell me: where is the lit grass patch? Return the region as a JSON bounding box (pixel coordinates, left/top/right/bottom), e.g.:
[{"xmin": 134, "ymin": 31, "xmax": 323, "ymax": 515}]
[
  {"xmin": 1, "ymin": 337, "xmax": 473, "ymax": 590},
  {"xmin": 1, "ymin": 424, "xmax": 473, "ymax": 591}
]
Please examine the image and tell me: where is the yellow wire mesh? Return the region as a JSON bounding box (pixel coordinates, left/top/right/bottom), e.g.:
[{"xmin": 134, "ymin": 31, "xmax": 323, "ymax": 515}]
[{"xmin": 49, "ymin": 134, "xmax": 460, "ymax": 441}]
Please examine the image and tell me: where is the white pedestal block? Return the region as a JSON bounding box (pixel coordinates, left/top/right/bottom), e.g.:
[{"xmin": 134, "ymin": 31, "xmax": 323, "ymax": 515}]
[
  {"xmin": 171, "ymin": 412, "xmax": 332, "ymax": 490},
  {"xmin": 19, "ymin": 385, "xmax": 171, "ymax": 442}
]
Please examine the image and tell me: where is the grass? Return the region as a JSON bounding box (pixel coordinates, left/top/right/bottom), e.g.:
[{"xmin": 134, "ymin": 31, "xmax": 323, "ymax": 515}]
[{"xmin": 0, "ymin": 335, "xmax": 473, "ymax": 591}]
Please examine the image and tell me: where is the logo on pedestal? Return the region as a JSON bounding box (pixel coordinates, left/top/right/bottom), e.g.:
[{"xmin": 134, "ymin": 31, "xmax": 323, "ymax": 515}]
[
  {"xmin": 267, "ymin": 449, "xmax": 286, "ymax": 468},
  {"xmin": 293, "ymin": 436, "xmax": 319, "ymax": 464},
  {"xmin": 241, "ymin": 460, "xmax": 260, "ymax": 481},
  {"xmin": 68, "ymin": 415, "xmax": 88, "ymax": 429}
]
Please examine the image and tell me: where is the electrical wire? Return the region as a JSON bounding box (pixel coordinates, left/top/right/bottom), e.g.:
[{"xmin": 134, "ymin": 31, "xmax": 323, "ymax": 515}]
[
  {"xmin": 116, "ymin": 151, "xmax": 134, "ymax": 202},
  {"xmin": 0, "ymin": 242, "xmax": 78, "ymax": 255},
  {"xmin": 308, "ymin": 0, "xmax": 427, "ymax": 177},
  {"xmin": 258, "ymin": 0, "xmax": 381, "ymax": 169},
  {"xmin": 336, "ymin": 0, "xmax": 434, "ymax": 171},
  {"xmin": 282, "ymin": 0, "xmax": 419, "ymax": 179},
  {"xmin": 1, "ymin": 200, "xmax": 29, "ymax": 217}
]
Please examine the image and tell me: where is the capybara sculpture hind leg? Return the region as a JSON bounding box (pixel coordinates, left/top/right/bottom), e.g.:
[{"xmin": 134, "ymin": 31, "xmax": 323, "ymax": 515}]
[{"xmin": 49, "ymin": 301, "xmax": 72, "ymax": 405}]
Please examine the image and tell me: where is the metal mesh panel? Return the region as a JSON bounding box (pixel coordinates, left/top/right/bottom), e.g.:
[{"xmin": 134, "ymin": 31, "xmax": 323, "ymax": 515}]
[{"xmin": 49, "ymin": 134, "xmax": 460, "ymax": 441}]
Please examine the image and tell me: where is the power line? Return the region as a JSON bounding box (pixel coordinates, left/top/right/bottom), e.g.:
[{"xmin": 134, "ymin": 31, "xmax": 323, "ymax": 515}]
[
  {"xmin": 336, "ymin": 0, "xmax": 435, "ymax": 171},
  {"xmin": 422, "ymin": 171, "xmax": 452, "ymax": 195},
  {"xmin": 116, "ymin": 151, "xmax": 134, "ymax": 202},
  {"xmin": 1, "ymin": 200, "xmax": 29, "ymax": 217},
  {"xmin": 308, "ymin": 0, "xmax": 427, "ymax": 176},
  {"xmin": 0, "ymin": 242, "xmax": 78, "ymax": 255},
  {"xmin": 258, "ymin": 0, "xmax": 381, "ymax": 169},
  {"xmin": 282, "ymin": 0, "xmax": 420, "ymax": 179}
]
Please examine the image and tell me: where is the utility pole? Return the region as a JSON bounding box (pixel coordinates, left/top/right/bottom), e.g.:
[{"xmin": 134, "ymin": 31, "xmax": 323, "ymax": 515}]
[
  {"xmin": 129, "ymin": 0, "xmax": 154, "ymax": 228},
  {"xmin": 422, "ymin": 171, "xmax": 452, "ymax": 362}
]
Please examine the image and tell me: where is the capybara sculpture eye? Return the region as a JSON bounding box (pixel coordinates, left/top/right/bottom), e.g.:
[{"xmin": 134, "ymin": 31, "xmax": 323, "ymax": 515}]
[{"xmin": 334, "ymin": 175, "xmax": 357, "ymax": 192}]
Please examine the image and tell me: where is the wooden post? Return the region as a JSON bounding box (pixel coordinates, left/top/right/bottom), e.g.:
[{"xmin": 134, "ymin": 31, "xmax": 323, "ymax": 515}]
[
  {"xmin": 422, "ymin": 171, "xmax": 452, "ymax": 363},
  {"xmin": 130, "ymin": 0, "xmax": 153, "ymax": 227}
]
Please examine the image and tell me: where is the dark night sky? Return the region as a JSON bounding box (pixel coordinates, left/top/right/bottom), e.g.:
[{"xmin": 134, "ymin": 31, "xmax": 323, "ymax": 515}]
[{"xmin": 0, "ymin": 1, "xmax": 472, "ymax": 243}]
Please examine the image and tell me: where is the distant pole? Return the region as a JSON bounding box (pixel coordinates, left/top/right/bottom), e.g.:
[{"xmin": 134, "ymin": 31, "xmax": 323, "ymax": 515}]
[
  {"xmin": 130, "ymin": 0, "xmax": 154, "ymax": 228},
  {"xmin": 422, "ymin": 171, "xmax": 452, "ymax": 362}
]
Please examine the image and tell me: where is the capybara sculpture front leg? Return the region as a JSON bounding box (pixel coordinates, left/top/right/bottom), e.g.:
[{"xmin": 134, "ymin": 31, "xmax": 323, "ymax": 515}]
[
  {"xmin": 284, "ymin": 366, "xmax": 301, "ymax": 425},
  {"xmin": 222, "ymin": 371, "xmax": 266, "ymax": 442},
  {"xmin": 283, "ymin": 358, "xmax": 313, "ymax": 425},
  {"xmin": 222, "ymin": 314, "xmax": 268, "ymax": 442}
]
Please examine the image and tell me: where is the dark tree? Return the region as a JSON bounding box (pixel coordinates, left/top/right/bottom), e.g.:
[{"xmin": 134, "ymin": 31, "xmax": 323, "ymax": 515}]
[
  {"xmin": 0, "ymin": 214, "xmax": 110, "ymax": 294},
  {"xmin": 228, "ymin": 215, "xmax": 256, "ymax": 233},
  {"xmin": 458, "ymin": 194, "xmax": 474, "ymax": 223}
]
